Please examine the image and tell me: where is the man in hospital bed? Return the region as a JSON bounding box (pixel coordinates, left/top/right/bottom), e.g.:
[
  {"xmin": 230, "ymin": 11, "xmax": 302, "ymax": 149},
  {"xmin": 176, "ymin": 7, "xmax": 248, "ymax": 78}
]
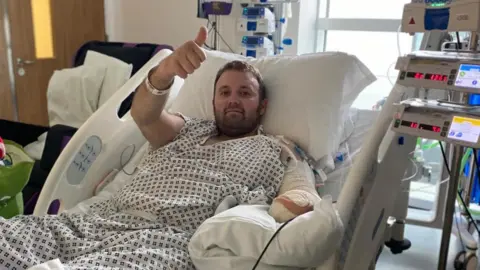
[{"xmin": 0, "ymin": 27, "xmax": 320, "ymax": 269}]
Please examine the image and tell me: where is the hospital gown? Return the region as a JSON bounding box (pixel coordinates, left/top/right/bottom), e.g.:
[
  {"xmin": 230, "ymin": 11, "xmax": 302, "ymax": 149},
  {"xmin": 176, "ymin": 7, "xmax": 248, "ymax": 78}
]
[{"xmin": 0, "ymin": 116, "xmax": 286, "ymax": 269}]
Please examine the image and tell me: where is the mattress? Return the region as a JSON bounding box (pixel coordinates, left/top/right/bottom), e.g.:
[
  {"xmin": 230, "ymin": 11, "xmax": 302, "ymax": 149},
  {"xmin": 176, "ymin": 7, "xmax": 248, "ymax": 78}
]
[{"xmin": 319, "ymin": 109, "xmax": 381, "ymax": 202}]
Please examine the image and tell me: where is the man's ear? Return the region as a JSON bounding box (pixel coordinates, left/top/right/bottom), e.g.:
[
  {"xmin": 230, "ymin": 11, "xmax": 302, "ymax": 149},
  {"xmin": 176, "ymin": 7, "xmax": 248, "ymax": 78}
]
[{"xmin": 259, "ymin": 99, "xmax": 268, "ymax": 116}]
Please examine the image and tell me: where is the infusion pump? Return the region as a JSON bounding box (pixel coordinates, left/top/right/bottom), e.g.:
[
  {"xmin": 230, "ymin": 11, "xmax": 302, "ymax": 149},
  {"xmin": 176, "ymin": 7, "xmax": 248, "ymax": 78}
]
[
  {"xmin": 396, "ymin": 51, "xmax": 480, "ymax": 94},
  {"xmin": 391, "ymin": 99, "xmax": 480, "ymax": 148},
  {"xmin": 402, "ymin": 0, "xmax": 480, "ymax": 32}
]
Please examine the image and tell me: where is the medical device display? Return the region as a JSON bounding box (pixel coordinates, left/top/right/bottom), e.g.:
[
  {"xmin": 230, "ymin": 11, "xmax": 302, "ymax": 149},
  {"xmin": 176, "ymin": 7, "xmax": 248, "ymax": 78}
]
[
  {"xmin": 236, "ymin": 6, "xmax": 276, "ymax": 57},
  {"xmin": 396, "ymin": 51, "xmax": 480, "ymax": 93},
  {"xmin": 66, "ymin": 135, "xmax": 102, "ymax": 185},
  {"xmin": 402, "ymin": 0, "xmax": 480, "ymax": 32},
  {"xmin": 237, "ymin": 7, "xmax": 276, "ymax": 34},
  {"xmin": 387, "ymin": 1, "xmax": 480, "ymax": 269},
  {"xmin": 241, "ymin": 6, "xmax": 274, "ymax": 19},
  {"xmin": 392, "ymin": 99, "xmax": 480, "ymax": 148},
  {"xmin": 237, "ymin": 18, "xmax": 276, "ymax": 33},
  {"xmin": 238, "ymin": 36, "xmax": 275, "ymax": 57}
]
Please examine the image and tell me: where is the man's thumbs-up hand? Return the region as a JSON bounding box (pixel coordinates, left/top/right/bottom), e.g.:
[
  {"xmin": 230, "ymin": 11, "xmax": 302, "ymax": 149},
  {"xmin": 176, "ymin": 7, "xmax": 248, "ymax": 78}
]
[
  {"xmin": 149, "ymin": 26, "xmax": 208, "ymax": 90},
  {"xmin": 194, "ymin": 26, "xmax": 208, "ymax": 47}
]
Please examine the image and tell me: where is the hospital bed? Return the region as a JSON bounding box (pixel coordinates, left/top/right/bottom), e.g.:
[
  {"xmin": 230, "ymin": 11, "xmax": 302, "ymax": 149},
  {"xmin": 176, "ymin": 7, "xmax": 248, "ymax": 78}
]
[{"xmin": 28, "ymin": 48, "xmax": 404, "ymax": 270}]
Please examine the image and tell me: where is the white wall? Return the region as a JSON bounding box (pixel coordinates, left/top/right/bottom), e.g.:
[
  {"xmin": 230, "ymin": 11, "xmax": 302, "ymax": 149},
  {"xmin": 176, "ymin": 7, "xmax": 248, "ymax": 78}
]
[
  {"xmin": 104, "ymin": 0, "xmax": 208, "ymax": 48},
  {"xmin": 104, "ymin": 0, "xmax": 318, "ymax": 55}
]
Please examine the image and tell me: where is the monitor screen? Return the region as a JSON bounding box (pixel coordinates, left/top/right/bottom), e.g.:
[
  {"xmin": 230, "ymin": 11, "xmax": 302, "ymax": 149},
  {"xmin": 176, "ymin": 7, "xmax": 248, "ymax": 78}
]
[
  {"xmin": 447, "ymin": 116, "xmax": 480, "ymax": 143},
  {"xmin": 455, "ymin": 64, "xmax": 480, "ymax": 89}
]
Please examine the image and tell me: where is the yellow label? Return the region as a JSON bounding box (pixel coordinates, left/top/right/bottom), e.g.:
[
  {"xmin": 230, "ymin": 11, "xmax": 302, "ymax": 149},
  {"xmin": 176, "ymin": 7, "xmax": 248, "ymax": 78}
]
[{"xmin": 452, "ymin": 116, "xmax": 480, "ymax": 126}]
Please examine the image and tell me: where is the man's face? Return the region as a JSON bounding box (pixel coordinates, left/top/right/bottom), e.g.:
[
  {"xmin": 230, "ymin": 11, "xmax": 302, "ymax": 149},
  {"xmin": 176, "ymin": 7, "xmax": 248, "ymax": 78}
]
[{"xmin": 213, "ymin": 70, "xmax": 267, "ymax": 137}]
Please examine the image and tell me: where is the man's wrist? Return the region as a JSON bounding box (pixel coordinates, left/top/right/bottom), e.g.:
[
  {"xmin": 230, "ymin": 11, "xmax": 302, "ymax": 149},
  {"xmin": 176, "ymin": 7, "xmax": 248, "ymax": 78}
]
[
  {"xmin": 148, "ymin": 66, "xmax": 174, "ymax": 90},
  {"xmin": 145, "ymin": 67, "xmax": 174, "ymax": 96}
]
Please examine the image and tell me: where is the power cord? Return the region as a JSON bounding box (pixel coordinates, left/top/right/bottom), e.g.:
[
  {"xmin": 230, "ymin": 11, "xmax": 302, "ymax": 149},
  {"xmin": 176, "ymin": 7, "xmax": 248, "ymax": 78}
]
[
  {"xmin": 471, "ymin": 149, "xmax": 480, "ymax": 217},
  {"xmin": 439, "ymin": 142, "xmax": 480, "ymax": 236},
  {"xmin": 207, "ymin": 16, "xmax": 235, "ymax": 53},
  {"xmin": 456, "ymin": 32, "xmax": 462, "ymax": 50},
  {"xmin": 251, "ymin": 217, "xmax": 295, "ymax": 270},
  {"xmin": 439, "ymin": 142, "xmax": 467, "ymax": 251}
]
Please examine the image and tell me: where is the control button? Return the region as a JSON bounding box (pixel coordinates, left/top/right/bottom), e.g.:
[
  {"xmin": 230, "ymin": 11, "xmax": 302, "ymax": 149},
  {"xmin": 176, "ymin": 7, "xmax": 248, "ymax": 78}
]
[
  {"xmin": 449, "ymin": 131, "xmax": 455, "ymax": 136},
  {"xmin": 442, "ymin": 126, "xmax": 448, "ymax": 131},
  {"xmin": 473, "ymin": 80, "xmax": 478, "ymax": 86},
  {"xmin": 394, "ymin": 119, "xmax": 400, "ymax": 128},
  {"xmin": 449, "ymin": 74, "xmax": 455, "ymax": 79},
  {"xmin": 448, "ymin": 80, "xmax": 453, "ymax": 85},
  {"xmin": 451, "ymin": 69, "xmax": 457, "ymax": 74},
  {"xmin": 400, "ymin": 71, "xmax": 406, "ymax": 80},
  {"xmin": 444, "ymin": 121, "xmax": 450, "ymax": 126},
  {"xmin": 441, "ymin": 131, "xmax": 446, "ymax": 137}
]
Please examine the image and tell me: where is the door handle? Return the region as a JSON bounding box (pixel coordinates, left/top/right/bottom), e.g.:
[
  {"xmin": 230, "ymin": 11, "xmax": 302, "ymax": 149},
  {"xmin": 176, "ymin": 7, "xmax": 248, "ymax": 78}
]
[{"xmin": 16, "ymin": 58, "xmax": 35, "ymax": 66}]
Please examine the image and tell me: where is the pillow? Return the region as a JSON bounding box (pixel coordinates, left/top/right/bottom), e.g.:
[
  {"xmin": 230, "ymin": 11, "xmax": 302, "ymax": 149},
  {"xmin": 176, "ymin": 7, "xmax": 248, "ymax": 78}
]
[
  {"xmin": 84, "ymin": 50, "xmax": 133, "ymax": 107},
  {"xmin": 47, "ymin": 65, "xmax": 106, "ymax": 128},
  {"xmin": 188, "ymin": 197, "xmax": 344, "ymax": 269},
  {"xmin": 168, "ymin": 50, "xmax": 376, "ymax": 162}
]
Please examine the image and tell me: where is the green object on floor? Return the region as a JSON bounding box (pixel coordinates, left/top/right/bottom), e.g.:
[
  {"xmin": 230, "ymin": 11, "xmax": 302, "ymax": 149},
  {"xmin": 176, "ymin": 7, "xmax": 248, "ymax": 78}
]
[{"xmin": 0, "ymin": 140, "xmax": 34, "ymax": 219}]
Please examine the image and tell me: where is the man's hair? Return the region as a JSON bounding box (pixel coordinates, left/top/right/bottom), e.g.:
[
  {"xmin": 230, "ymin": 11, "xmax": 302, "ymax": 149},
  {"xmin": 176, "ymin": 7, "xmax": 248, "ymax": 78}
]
[{"xmin": 214, "ymin": 60, "xmax": 267, "ymax": 101}]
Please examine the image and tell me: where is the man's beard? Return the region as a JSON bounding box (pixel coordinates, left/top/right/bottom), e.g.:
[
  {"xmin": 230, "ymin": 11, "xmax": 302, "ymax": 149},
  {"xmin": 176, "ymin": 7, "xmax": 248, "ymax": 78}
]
[{"xmin": 214, "ymin": 106, "xmax": 262, "ymax": 137}]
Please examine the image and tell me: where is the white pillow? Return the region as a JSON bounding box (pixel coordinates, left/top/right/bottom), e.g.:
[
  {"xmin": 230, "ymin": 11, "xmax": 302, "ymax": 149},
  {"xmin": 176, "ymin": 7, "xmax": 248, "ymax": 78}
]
[
  {"xmin": 169, "ymin": 50, "xmax": 376, "ymax": 162},
  {"xmin": 84, "ymin": 50, "xmax": 133, "ymax": 107},
  {"xmin": 188, "ymin": 197, "xmax": 344, "ymax": 269},
  {"xmin": 47, "ymin": 65, "xmax": 106, "ymax": 128}
]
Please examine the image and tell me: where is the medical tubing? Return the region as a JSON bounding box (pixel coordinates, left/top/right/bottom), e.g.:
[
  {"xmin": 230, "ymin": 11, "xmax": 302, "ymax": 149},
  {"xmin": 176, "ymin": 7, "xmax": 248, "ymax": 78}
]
[
  {"xmin": 439, "ymin": 142, "xmax": 480, "ymax": 235},
  {"xmin": 251, "ymin": 218, "xmax": 295, "ymax": 270},
  {"xmin": 337, "ymin": 84, "xmax": 405, "ymax": 224},
  {"xmin": 280, "ymin": 142, "xmax": 299, "ymax": 173}
]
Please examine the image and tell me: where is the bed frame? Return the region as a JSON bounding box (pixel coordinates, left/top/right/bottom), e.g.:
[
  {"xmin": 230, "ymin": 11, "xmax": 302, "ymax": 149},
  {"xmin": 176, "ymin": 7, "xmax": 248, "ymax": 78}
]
[{"xmin": 33, "ymin": 49, "xmax": 414, "ymax": 270}]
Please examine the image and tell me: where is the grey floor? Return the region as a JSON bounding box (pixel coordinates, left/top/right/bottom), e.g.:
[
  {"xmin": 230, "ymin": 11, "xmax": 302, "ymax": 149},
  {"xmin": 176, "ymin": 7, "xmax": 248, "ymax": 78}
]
[
  {"xmin": 375, "ymin": 146, "xmax": 479, "ymax": 270},
  {"xmin": 376, "ymin": 224, "xmax": 477, "ymax": 270}
]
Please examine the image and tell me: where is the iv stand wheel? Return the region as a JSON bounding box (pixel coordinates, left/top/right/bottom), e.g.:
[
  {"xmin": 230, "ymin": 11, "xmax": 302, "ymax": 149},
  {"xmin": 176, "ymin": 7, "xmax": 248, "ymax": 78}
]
[
  {"xmin": 385, "ymin": 238, "xmax": 411, "ymax": 254},
  {"xmin": 454, "ymin": 251, "xmax": 478, "ymax": 270}
]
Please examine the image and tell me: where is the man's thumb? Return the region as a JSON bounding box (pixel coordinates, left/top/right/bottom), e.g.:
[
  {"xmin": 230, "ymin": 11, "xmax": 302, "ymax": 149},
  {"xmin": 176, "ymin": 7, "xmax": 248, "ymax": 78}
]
[{"xmin": 194, "ymin": 26, "xmax": 208, "ymax": 46}]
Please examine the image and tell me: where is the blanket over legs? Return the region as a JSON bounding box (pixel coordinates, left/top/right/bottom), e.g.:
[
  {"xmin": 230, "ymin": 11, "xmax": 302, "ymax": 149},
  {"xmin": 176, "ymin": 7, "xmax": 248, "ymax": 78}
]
[{"xmin": 0, "ymin": 117, "xmax": 285, "ymax": 269}]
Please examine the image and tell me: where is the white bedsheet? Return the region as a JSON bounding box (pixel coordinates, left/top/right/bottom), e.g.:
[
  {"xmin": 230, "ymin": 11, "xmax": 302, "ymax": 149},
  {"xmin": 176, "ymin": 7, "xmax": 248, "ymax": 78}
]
[{"xmin": 319, "ymin": 109, "xmax": 380, "ymax": 202}]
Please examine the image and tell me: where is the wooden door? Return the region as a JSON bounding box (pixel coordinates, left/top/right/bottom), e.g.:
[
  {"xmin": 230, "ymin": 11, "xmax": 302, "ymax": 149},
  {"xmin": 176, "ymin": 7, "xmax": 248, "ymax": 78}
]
[
  {"xmin": 6, "ymin": 0, "xmax": 106, "ymax": 126},
  {"xmin": 0, "ymin": 2, "xmax": 15, "ymax": 121}
]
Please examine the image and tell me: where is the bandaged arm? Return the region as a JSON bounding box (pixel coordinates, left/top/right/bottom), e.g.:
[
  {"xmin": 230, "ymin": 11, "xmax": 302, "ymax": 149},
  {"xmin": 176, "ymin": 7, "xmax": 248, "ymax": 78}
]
[{"xmin": 269, "ymin": 139, "xmax": 322, "ymax": 223}]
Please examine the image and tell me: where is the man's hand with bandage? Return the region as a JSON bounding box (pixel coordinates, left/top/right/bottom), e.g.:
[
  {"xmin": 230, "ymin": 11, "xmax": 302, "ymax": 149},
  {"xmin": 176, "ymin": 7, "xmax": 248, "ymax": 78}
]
[{"xmin": 269, "ymin": 138, "xmax": 322, "ymax": 223}]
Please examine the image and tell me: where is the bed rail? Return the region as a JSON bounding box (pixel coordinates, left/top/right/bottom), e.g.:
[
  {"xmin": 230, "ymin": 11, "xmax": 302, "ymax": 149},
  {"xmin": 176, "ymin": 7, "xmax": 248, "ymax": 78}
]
[{"xmin": 33, "ymin": 49, "xmax": 185, "ymax": 215}]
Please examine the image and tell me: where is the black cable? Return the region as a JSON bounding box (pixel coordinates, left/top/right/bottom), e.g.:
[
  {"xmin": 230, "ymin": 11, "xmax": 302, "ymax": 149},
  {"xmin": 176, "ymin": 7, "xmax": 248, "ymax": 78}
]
[
  {"xmin": 439, "ymin": 142, "xmax": 480, "ymax": 236},
  {"xmin": 471, "ymin": 149, "xmax": 480, "ymax": 225},
  {"xmin": 439, "ymin": 142, "xmax": 466, "ymax": 251},
  {"xmin": 456, "ymin": 32, "xmax": 462, "ymax": 50},
  {"xmin": 210, "ymin": 18, "xmax": 234, "ymax": 53},
  {"xmin": 251, "ymin": 218, "xmax": 295, "ymax": 270}
]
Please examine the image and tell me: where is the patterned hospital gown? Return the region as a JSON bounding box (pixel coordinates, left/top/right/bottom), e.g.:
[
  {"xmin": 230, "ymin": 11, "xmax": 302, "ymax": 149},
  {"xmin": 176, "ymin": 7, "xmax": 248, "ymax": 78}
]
[{"xmin": 0, "ymin": 116, "xmax": 286, "ymax": 270}]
